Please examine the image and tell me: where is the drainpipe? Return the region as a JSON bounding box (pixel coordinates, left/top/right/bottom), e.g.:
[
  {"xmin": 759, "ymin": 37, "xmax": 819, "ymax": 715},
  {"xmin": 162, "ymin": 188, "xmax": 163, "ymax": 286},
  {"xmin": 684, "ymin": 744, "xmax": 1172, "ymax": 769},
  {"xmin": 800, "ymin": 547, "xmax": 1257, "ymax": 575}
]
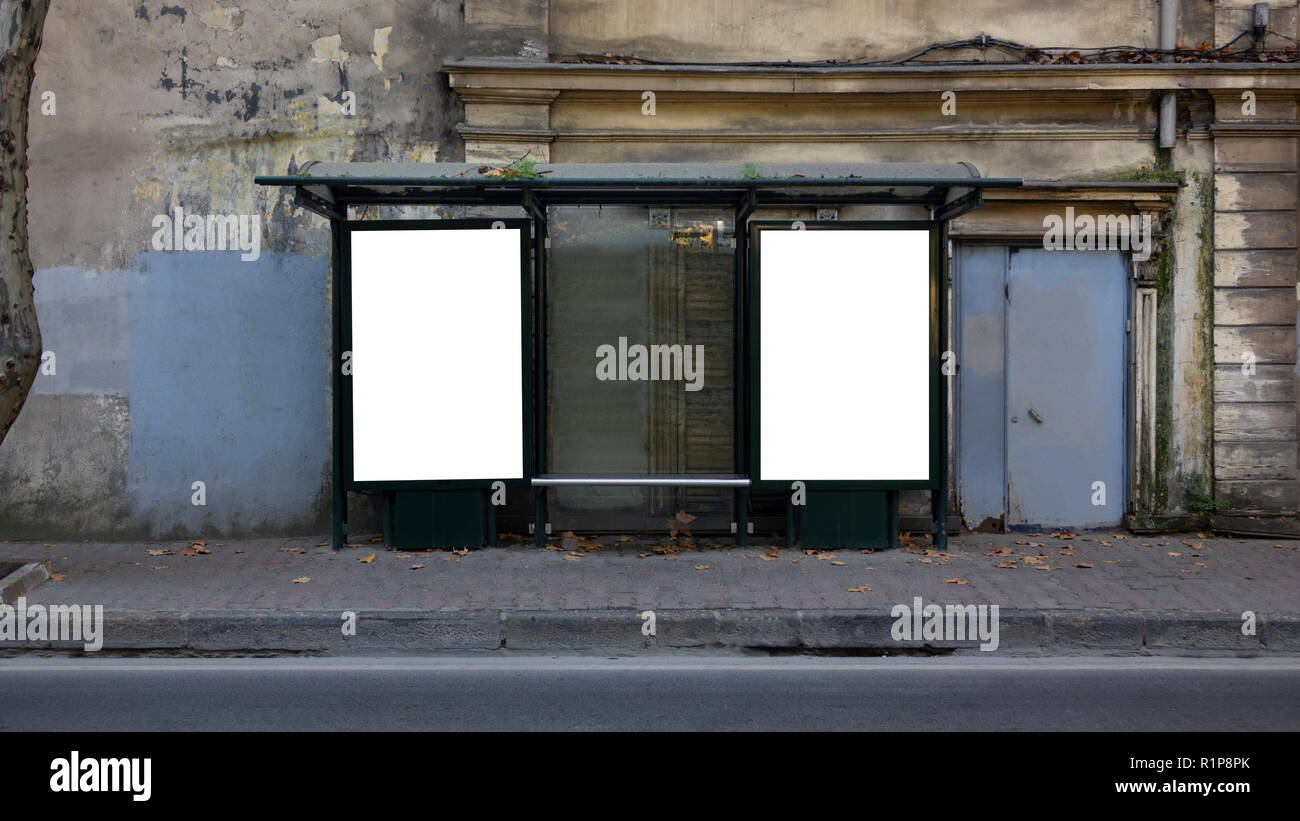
[{"xmin": 1159, "ymin": 0, "xmax": 1177, "ymax": 148}]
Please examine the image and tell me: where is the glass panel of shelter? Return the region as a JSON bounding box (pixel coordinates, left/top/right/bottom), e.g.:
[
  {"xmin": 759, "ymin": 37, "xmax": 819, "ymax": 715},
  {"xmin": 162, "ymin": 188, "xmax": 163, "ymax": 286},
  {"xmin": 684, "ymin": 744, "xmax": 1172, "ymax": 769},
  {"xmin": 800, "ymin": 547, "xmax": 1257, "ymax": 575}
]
[{"xmin": 546, "ymin": 205, "xmax": 736, "ymax": 535}]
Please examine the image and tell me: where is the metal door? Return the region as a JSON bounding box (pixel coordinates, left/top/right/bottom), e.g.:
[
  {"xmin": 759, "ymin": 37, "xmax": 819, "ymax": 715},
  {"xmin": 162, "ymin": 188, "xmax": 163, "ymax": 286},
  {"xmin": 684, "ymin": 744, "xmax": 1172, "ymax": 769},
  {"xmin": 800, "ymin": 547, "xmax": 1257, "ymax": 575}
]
[{"xmin": 1005, "ymin": 248, "xmax": 1127, "ymax": 528}]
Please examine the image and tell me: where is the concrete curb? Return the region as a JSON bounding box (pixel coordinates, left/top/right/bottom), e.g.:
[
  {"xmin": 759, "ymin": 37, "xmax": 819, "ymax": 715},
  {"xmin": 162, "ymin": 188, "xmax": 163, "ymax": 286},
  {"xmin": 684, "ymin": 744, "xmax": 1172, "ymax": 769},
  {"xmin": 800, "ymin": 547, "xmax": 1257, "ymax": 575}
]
[
  {"xmin": 0, "ymin": 607, "xmax": 1293, "ymax": 656},
  {"xmin": 0, "ymin": 562, "xmax": 51, "ymax": 605}
]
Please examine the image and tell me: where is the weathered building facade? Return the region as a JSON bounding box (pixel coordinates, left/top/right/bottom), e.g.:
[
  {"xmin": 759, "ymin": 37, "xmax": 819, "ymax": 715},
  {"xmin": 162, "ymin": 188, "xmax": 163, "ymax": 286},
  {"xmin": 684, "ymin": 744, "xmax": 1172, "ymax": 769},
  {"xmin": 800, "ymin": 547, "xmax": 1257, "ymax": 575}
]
[{"xmin": 2, "ymin": 0, "xmax": 1298, "ymax": 538}]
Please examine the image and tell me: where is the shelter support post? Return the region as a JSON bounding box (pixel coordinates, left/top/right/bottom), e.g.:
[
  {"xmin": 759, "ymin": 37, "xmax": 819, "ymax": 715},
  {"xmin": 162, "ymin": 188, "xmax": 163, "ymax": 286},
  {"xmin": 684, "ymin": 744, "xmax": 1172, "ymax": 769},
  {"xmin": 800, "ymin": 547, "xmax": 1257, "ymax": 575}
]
[
  {"xmin": 932, "ymin": 223, "xmax": 949, "ymax": 551},
  {"xmin": 330, "ymin": 217, "xmax": 347, "ymax": 551}
]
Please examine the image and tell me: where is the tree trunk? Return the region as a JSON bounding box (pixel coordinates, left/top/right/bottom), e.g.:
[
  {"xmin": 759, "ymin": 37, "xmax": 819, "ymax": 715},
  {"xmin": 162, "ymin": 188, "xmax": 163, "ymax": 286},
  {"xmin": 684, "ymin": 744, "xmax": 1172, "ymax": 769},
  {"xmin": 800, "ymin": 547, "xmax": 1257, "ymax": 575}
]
[{"xmin": 0, "ymin": 0, "xmax": 50, "ymax": 445}]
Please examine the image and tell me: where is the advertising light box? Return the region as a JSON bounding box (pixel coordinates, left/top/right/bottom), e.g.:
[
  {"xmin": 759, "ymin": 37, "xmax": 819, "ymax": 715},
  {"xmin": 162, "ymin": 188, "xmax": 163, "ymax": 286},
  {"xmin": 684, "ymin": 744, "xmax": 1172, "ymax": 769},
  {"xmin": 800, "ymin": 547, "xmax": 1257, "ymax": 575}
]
[
  {"xmin": 347, "ymin": 224, "xmax": 527, "ymax": 484},
  {"xmin": 755, "ymin": 226, "xmax": 932, "ymax": 484}
]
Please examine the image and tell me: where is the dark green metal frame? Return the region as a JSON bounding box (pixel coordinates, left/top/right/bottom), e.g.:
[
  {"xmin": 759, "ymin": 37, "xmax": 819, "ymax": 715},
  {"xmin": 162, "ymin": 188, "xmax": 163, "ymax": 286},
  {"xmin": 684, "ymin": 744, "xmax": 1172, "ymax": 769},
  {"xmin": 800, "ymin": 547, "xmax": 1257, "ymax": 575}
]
[
  {"xmin": 746, "ymin": 221, "xmax": 943, "ymax": 492},
  {"xmin": 746, "ymin": 220, "xmax": 949, "ymax": 550},
  {"xmin": 339, "ymin": 218, "xmax": 536, "ymax": 496}
]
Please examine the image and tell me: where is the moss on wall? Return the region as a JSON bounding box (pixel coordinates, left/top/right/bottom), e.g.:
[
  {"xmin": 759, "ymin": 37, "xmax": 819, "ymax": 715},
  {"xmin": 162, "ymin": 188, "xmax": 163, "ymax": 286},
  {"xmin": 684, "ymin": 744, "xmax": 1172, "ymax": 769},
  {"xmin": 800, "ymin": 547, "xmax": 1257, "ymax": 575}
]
[
  {"xmin": 1192, "ymin": 169, "xmax": 1216, "ymax": 507},
  {"xmin": 1151, "ymin": 169, "xmax": 1214, "ymax": 515},
  {"xmin": 1154, "ymin": 238, "xmax": 1173, "ymax": 511},
  {"xmin": 1083, "ymin": 162, "xmax": 1184, "ymax": 185}
]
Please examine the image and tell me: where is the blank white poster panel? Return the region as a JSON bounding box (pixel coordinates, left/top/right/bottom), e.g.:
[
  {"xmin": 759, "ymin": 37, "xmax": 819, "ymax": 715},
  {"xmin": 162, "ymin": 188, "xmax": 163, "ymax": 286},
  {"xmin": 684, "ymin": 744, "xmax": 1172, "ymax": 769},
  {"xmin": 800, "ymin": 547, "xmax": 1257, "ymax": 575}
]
[
  {"xmin": 759, "ymin": 229, "xmax": 930, "ymax": 481},
  {"xmin": 350, "ymin": 228, "xmax": 524, "ymax": 482}
]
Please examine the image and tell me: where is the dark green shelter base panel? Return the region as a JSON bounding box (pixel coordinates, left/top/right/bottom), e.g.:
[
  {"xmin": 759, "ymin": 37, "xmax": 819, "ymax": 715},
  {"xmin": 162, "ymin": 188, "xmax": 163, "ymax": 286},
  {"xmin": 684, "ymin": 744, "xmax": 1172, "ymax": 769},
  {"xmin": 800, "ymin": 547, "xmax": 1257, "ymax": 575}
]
[
  {"xmin": 385, "ymin": 490, "xmax": 488, "ymax": 550},
  {"xmin": 796, "ymin": 490, "xmax": 897, "ymax": 550}
]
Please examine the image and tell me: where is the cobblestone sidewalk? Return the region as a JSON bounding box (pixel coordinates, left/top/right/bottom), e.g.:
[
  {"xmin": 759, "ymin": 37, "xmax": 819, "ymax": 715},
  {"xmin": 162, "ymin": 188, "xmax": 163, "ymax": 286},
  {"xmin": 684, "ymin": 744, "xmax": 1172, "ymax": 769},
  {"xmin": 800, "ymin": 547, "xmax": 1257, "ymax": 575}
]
[{"xmin": 3, "ymin": 530, "xmax": 1295, "ymax": 615}]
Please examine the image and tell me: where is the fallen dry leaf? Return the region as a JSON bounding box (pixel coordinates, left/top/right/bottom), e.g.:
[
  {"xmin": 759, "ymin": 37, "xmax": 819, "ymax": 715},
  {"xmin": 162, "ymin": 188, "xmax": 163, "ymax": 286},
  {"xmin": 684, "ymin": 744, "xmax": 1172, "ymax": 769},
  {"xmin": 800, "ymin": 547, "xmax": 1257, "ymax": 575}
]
[
  {"xmin": 359, "ymin": 553, "xmax": 377, "ymax": 563},
  {"xmin": 986, "ymin": 546, "xmax": 1014, "ymax": 557},
  {"xmin": 1050, "ymin": 531, "xmax": 1075, "ymax": 540},
  {"xmin": 292, "ymin": 576, "xmax": 311, "ymax": 584},
  {"xmin": 830, "ymin": 560, "xmax": 846, "ymax": 566},
  {"xmin": 151, "ymin": 565, "xmax": 168, "ymax": 571},
  {"xmin": 451, "ymin": 548, "xmax": 470, "ymax": 557},
  {"xmin": 1167, "ymin": 552, "xmax": 1182, "ymax": 557},
  {"xmin": 410, "ymin": 564, "xmax": 425, "ymax": 570},
  {"xmin": 146, "ymin": 549, "xmax": 170, "ymax": 557},
  {"xmin": 847, "ymin": 586, "xmax": 872, "ymax": 593},
  {"xmin": 1195, "ymin": 561, "xmax": 1207, "ymax": 568},
  {"xmin": 1097, "ymin": 540, "xmax": 1112, "ymax": 547},
  {"xmin": 280, "ymin": 547, "xmax": 306, "ymax": 555},
  {"xmin": 234, "ymin": 549, "xmax": 244, "ymax": 554},
  {"xmin": 667, "ymin": 509, "xmax": 697, "ymax": 539},
  {"xmin": 694, "ymin": 564, "xmax": 710, "ymax": 570},
  {"xmin": 563, "ymin": 553, "xmax": 582, "ymax": 561},
  {"xmin": 944, "ymin": 578, "xmax": 970, "ymax": 584},
  {"xmin": 995, "ymin": 562, "xmax": 1017, "ymax": 569},
  {"xmin": 1075, "ymin": 562, "xmax": 1094, "ymax": 569}
]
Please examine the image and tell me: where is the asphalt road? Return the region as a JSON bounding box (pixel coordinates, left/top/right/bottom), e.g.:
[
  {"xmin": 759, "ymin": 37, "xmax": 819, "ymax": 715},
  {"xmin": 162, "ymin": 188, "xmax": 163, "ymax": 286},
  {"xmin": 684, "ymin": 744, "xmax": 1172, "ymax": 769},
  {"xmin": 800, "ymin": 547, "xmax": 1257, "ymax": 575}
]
[{"xmin": 2, "ymin": 655, "xmax": 1297, "ymax": 731}]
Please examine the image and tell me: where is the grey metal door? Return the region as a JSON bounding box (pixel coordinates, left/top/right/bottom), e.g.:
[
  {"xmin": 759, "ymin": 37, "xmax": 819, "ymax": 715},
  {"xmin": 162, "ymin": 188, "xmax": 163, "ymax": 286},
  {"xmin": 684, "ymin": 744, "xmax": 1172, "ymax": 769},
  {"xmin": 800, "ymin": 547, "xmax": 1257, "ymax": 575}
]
[
  {"xmin": 1005, "ymin": 248, "xmax": 1127, "ymax": 528},
  {"xmin": 956, "ymin": 246, "xmax": 1008, "ymax": 531}
]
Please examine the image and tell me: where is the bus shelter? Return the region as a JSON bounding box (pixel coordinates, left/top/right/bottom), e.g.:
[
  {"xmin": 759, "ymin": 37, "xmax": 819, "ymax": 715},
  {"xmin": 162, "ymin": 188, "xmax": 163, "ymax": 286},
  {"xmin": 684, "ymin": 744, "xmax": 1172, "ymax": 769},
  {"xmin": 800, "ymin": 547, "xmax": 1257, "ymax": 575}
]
[{"xmin": 256, "ymin": 162, "xmax": 1022, "ymax": 551}]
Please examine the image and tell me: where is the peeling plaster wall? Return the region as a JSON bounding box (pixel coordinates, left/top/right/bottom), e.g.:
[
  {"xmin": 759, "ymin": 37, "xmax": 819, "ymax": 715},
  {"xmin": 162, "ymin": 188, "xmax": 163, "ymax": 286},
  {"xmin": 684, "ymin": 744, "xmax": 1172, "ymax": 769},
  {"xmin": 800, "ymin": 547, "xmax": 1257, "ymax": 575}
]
[
  {"xmin": 0, "ymin": 0, "xmax": 537, "ymax": 539},
  {"xmin": 1170, "ymin": 142, "xmax": 1217, "ymax": 511},
  {"xmin": 550, "ymin": 0, "xmax": 1215, "ymax": 63}
]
